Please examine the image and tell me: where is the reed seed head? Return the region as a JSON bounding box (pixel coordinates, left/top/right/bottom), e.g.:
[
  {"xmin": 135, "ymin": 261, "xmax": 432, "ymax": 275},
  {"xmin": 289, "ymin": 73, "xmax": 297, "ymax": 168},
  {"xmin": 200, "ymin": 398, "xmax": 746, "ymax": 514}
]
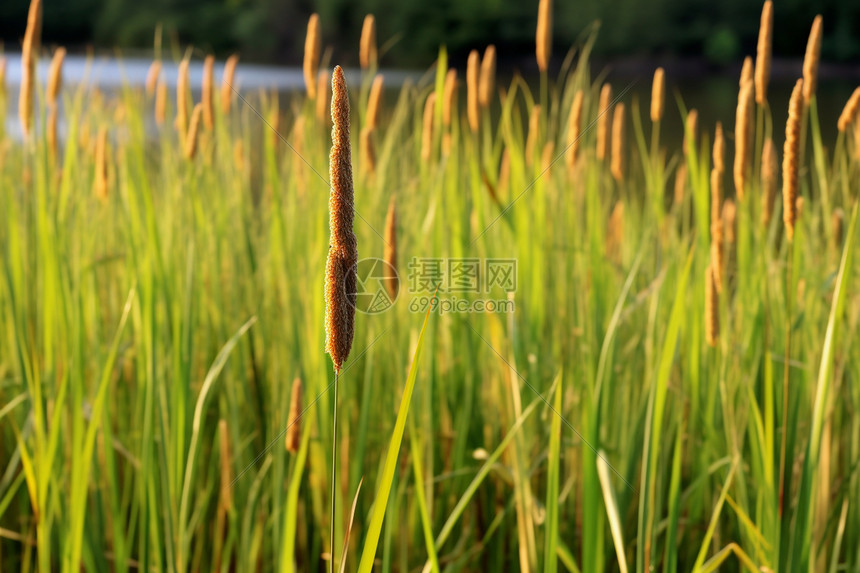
[
  {"xmin": 596, "ymin": 83, "xmax": 613, "ymax": 160},
  {"xmin": 740, "ymin": 56, "xmax": 753, "ymax": 88},
  {"xmin": 316, "ymin": 69, "xmax": 331, "ymax": 123},
  {"xmin": 466, "ymin": 50, "xmax": 480, "ymax": 133},
  {"xmin": 713, "ymin": 121, "xmax": 725, "ymax": 173},
  {"xmin": 184, "ymin": 103, "xmax": 203, "ymax": 160},
  {"xmin": 360, "ymin": 15, "xmax": 377, "ymax": 70},
  {"xmin": 383, "ymin": 197, "xmax": 398, "ymax": 300},
  {"xmin": 674, "ymin": 162, "xmax": 687, "ymax": 206},
  {"xmin": 684, "ymin": 109, "xmax": 698, "ymax": 155},
  {"xmin": 499, "ymin": 148, "xmax": 511, "ymax": 197},
  {"xmin": 802, "ymin": 16, "xmax": 823, "ymax": 104},
  {"xmin": 837, "ymin": 87, "xmax": 860, "ymax": 132},
  {"xmin": 325, "ymin": 66, "xmax": 358, "ymax": 373},
  {"xmin": 566, "ymin": 89, "xmax": 584, "ymax": 169},
  {"xmin": 755, "ymin": 1, "xmax": 773, "ymax": 104},
  {"xmin": 285, "ymin": 379, "xmax": 303, "ymax": 454},
  {"xmin": 47, "ymin": 47, "xmax": 66, "ymax": 107},
  {"xmin": 304, "ymin": 14, "xmax": 322, "ymax": 100},
  {"xmin": 761, "ymin": 137, "xmax": 777, "ymax": 227},
  {"xmin": 146, "ymin": 60, "xmax": 161, "ymax": 97},
  {"xmin": 155, "ymin": 79, "xmax": 167, "ymax": 125},
  {"xmin": 722, "ymin": 199, "xmax": 737, "ymax": 243},
  {"xmin": 540, "ymin": 141, "xmax": 555, "ymax": 175},
  {"xmin": 611, "ymin": 102, "xmax": 626, "ymax": 182},
  {"xmin": 734, "ymin": 80, "xmax": 754, "ymax": 200},
  {"xmin": 47, "ymin": 107, "xmax": 58, "ymax": 160},
  {"xmin": 710, "ymin": 166, "xmax": 723, "ymax": 230},
  {"xmin": 422, "ymin": 92, "xmax": 436, "ymax": 161},
  {"xmin": 536, "ymin": 0, "xmax": 552, "ymax": 72},
  {"xmin": 18, "ymin": 0, "xmax": 41, "ymax": 139},
  {"xmin": 94, "ymin": 127, "xmax": 109, "ymax": 201},
  {"xmin": 221, "ymin": 54, "xmax": 239, "ymax": 114},
  {"xmin": 783, "ymin": 79, "xmax": 803, "ymax": 242},
  {"xmin": 202, "ymin": 55, "xmax": 215, "ymax": 130},
  {"xmin": 705, "ymin": 263, "xmax": 720, "ymax": 348},
  {"xmin": 176, "ymin": 58, "xmax": 190, "ymax": 141},
  {"xmin": 479, "ymin": 45, "xmax": 496, "ymax": 108},
  {"xmin": 366, "ymin": 74, "xmax": 384, "ymax": 131},
  {"xmin": 442, "ymin": 69, "xmax": 457, "ymax": 128},
  {"xmin": 651, "ymin": 67, "xmax": 665, "ymax": 122}
]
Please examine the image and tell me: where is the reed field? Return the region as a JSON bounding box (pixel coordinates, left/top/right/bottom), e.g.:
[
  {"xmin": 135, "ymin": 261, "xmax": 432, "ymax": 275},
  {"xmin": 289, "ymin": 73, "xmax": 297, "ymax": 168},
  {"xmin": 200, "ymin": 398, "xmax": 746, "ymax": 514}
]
[{"xmin": 3, "ymin": 0, "xmax": 860, "ymax": 571}]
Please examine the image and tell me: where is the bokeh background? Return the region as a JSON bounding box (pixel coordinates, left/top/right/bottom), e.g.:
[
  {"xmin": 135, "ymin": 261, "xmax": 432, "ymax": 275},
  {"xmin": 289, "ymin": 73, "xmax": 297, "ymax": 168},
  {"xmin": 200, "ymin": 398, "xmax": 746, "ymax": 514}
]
[{"xmin": 2, "ymin": 0, "xmax": 860, "ymax": 68}]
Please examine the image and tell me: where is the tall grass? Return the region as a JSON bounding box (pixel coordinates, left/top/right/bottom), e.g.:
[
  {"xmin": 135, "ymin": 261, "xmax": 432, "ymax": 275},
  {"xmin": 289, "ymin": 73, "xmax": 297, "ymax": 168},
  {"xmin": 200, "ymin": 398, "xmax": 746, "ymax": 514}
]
[{"xmin": 1, "ymin": 3, "xmax": 860, "ymax": 572}]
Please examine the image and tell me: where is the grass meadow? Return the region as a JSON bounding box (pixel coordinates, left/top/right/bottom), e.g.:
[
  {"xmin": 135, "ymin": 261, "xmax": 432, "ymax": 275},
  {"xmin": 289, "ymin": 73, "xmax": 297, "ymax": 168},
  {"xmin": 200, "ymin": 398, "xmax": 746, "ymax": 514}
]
[{"xmin": 2, "ymin": 1, "xmax": 860, "ymax": 571}]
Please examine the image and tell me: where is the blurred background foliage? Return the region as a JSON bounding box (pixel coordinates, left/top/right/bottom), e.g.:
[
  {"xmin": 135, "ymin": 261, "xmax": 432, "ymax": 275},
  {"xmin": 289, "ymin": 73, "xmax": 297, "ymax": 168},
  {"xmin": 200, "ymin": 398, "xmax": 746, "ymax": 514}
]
[{"xmin": 1, "ymin": 0, "xmax": 859, "ymax": 67}]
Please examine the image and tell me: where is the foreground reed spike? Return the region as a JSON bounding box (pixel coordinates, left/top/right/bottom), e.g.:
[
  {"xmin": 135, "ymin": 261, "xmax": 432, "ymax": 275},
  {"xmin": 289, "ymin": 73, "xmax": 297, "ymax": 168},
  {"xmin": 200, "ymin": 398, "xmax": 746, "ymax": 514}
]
[
  {"xmin": 146, "ymin": 60, "xmax": 161, "ymax": 97},
  {"xmin": 47, "ymin": 47, "xmax": 66, "ymax": 107},
  {"xmin": 176, "ymin": 58, "xmax": 190, "ymax": 141},
  {"xmin": 596, "ymin": 83, "xmax": 612, "ymax": 160},
  {"xmin": 761, "ymin": 137, "xmax": 777, "ymax": 226},
  {"xmin": 285, "ymin": 378, "xmax": 303, "ymax": 454},
  {"xmin": 366, "ymin": 75, "xmax": 384, "ymax": 131},
  {"xmin": 755, "ymin": 1, "xmax": 773, "ymax": 104},
  {"xmin": 611, "ymin": 103, "xmax": 626, "ymax": 182},
  {"xmin": 422, "ymin": 92, "xmax": 436, "ymax": 161},
  {"xmin": 202, "ymin": 55, "xmax": 215, "ymax": 130},
  {"xmin": 684, "ymin": 109, "xmax": 698, "ymax": 155},
  {"xmin": 304, "ymin": 14, "xmax": 322, "ymax": 100},
  {"xmin": 94, "ymin": 127, "xmax": 109, "ymax": 200},
  {"xmin": 184, "ymin": 103, "xmax": 203, "ymax": 160},
  {"xmin": 740, "ymin": 57, "xmax": 753, "ymax": 87},
  {"xmin": 802, "ymin": 16, "xmax": 823, "ymax": 104},
  {"xmin": 155, "ymin": 79, "xmax": 167, "ymax": 125},
  {"xmin": 536, "ymin": 0, "xmax": 552, "ymax": 72},
  {"xmin": 734, "ymin": 79, "xmax": 754, "ymax": 200},
  {"xmin": 705, "ymin": 263, "xmax": 720, "ymax": 348},
  {"xmin": 466, "ymin": 51, "xmax": 480, "ymax": 133},
  {"xmin": 221, "ymin": 54, "xmax": 239, "ymax": 114},
  {"xmin": 360, "ymin": 15, "xmax": 377, "ymax": 71},
  {"xmin": 837, "ymin": 87, "xmax": 860, "ymax": 132},
  {"xmin": 783, "ymin": 79, "xmax": 803, "ymax": 242},
  {"xmin": 325, "ymin": 66, "xmax": 358, "ymax": 373},
  {"xmin": 566, "ymin": 89, "xmax": 584, "ymax": 170},
  {"xmin": 383, "ymin": 197, "xmax": 398, "ymax": 300},
  {"xmin": 651, "ymin": 67, "xmax": 665, "ymax": 122},
  {"xmin": 479, "ymin": 45, "xmax": 496, "ymax": 108},
  {"xmin": 19, "ymin": 0, "xmax": 41, "ymax": 139}
]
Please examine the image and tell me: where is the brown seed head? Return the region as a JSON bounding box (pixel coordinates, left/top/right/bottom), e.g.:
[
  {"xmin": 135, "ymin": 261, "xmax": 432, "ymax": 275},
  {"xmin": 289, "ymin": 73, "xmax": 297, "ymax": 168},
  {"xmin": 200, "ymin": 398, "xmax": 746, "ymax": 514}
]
[
  {"xmin": 710, "ymin": 166, "xmax": 723, "ymax": 230},
  {"xmin": 596, "ymin": 83, "xmax": 613, "ymax": 160},
  {"xmin": 540, "ymin": 141, "xmax": 555, "ymax": 175},
  {"xmin": 360, "ymin": 127, "xmax": 376, "ymax": 176},
  {"xmin": 422, "ymin": 92, "xmax": 437, "ymax": 161},
  {"xmin": 316, "ymin": 69, "xmax": 331, "ymax": 123},
  {"xmin": 761, "ymin": 137, "xmax": 777, "ymax": 227},
  {"xmin": 94, "ymin": 127, "xmax": 109, "ymax": 201},
  {"xmin": 705, "ymin": 263, "xmax": 720, "ymax": 348},
  {"xmin": 740, "ymin": 56, "xmax": 753, "ymax": 88},
  {"xmin": 304, "ymin": 14, "xmax": 322, "ymax": 100},
  {"xmin": 18, "ymin": 0, "xmax": 40, "ymax": 139},
  {"xmin": 442, "ymin": 69, "xmax": 457, "ymax": 128},
  {"xmin": 479, "ymin": 45, "xmax": 496, "ymax": 108},
  {"xmin": 783, "ymin": 79, "xmax": 803, "ymax": 242},
  {"xmin": 499, "ymin": 148, "xmax": 511, "ymax": 196},
  {"xmin": 734, "ymin": 80, "xmax": 754, "ymax": 200},
  {"xmin": 146, "ymin": 60, "xmax": 161, "ymax": 97},
  {"xmin": 202, "ymin": 55, "xmax": 215, "ymax": 130},
  {"xmin": 360, "ymin": 15, "xmax": 377, "ymax": 70},
  {"xmin": 674, "ymin": 162, "xmax": 687, "ymax": 206},
  {"xmin": 566, "ymin": 89, "xmax": 584, "ymax": 169},
  {"xmin": 176, "ymin": 58, "xmax": 190, "ymax": 141},
  {"xmin": 285, "ymin": 379, "xmax": 303, "ymax": 454},
  {"xmin": 651, "ymin": 67, "xmax": 665, "ymax": 122},
  {"xmin": 722, "ymin": 199, "xmax": 737, "ymax": 243},
  {"xmin": 325, "ymin": 66, "xmax": 358, "ymax": 372},
  {"xmin": 47, "ymin": 47, "xmax": 66, "ymax": 107},
  {"xmin": 611, "ymin": 103, "xmax": 626, "ymax": 182},
  {"xmin": 47, "ymin": 107, "xmax": 58, "ymax": 160},
  {"xmin": 221, "ymin": 54, "xmax": 239, "ymax": 114},
  {"xmin": 466, "ymin": 50, "xmax": 480, "ymax": 133},
  {"xmin": 383, "ymin": 197, "xmax": 398, "ymax": 300},
  {"xmin": 802, "ymin": 16, "xmax": 823, "ymax": 104},
  {"xmin": 837, "ymin": 87, "xmax": 860, "ymax": 132},
  {"xmin": 155, "ymin": 79, "xmax": 167, "ymax": 125},
  {"xmin": 536, "ymin": 0, "xmax": 552, "ymax": 72},
  {"xmin": 366, "ymin": 74, "xmax": 384, "ymax": 130},
  {"xmin": 712, "ymin": 121, "xmax": 725, "ymax": 173},
  {"xmin": 184, "ymin": 103, "xmax": 203, "ymax": 160},
  {"xmin": 218, "ymin": 420, "xmax": 233, "ymax": 508},
  {"xmin": 684, "ymin": 109, "xmax": 698, "ymax": 155},
  {"xmin": 755, "ymin": 1, "xmax": 773, "ymax": 104}
]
